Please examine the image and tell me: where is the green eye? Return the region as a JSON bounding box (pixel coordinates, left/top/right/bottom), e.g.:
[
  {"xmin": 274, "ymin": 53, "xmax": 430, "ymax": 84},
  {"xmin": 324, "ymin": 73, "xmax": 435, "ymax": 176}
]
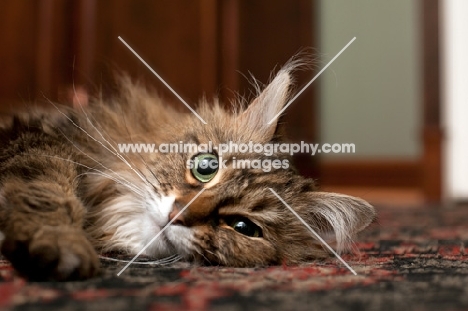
[
  {"xmin": 229, "ymin": 217, "xmax": 262, "ymax": 238},
  {"xmin": 191, "ymin": 153, "xmax": 219, "ymax": 183}
]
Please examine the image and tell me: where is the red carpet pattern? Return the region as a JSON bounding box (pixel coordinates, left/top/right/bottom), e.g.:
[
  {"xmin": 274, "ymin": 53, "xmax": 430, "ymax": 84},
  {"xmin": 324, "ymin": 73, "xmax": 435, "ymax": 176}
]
[{"xmin": 1, "ymin": 205, "xmax": 467, "ymax": 310}]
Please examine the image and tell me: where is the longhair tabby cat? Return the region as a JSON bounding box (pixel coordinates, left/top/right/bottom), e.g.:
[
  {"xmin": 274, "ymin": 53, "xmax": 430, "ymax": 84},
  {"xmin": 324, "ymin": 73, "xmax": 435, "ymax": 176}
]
[{"xmin": 0, "ymin": 59, "xmax": 375, "ymax": 281}]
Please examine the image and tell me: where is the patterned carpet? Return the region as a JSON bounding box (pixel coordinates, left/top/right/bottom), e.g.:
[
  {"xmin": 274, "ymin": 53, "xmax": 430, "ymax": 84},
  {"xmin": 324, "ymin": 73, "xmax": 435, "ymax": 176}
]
[{"xmin": 1, "ymin": 204, "xmax": 467, "ymax": 311}]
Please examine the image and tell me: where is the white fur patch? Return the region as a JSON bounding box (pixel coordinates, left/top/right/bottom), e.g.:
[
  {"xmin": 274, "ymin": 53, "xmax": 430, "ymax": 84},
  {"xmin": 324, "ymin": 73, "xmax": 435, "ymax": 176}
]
[{"xmin": 100, "ymin": 185, "xmax": 194, "ymax": 259}]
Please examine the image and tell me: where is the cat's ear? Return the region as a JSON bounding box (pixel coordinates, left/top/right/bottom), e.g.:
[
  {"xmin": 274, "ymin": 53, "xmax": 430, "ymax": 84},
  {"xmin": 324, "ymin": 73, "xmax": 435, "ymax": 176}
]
[
  {"xmin": 238, "ymin": 67, "xmax": 293, "ymax": 140},
  {"xmin": 302, "ymin": 192, "xmax": 376, "ymax": 251}
]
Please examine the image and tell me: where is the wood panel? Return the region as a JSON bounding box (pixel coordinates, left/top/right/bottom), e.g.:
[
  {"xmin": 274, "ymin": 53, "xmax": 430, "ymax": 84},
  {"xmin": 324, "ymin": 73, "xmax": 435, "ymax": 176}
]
[
  {"xmin": 0, "ymin": 0, "xmax": 74, "ymax": 112},
  {"xmin": 320, "ymin": 160, "xmax": 421, "ymax": 189},
  {"xmin": 0, "ymin": 1, "xmax": 319, "ymax": 178},
  {"xmin": 0, "ymin": 1, "xmax": 39, "ymax": 111},
  {"xmin": 218, "ymin": 0, "xmax": 240, "ymax": 100},
  {"xmin": 76, "ymin": 0, "xmax": 213, "ymax": 110},
  {"xmin": 421, "ymin": 0, "xmax": 442, "ymax": 203},
  {"xmin": 219, "ymin": 0, "xmax": 317, "ymax": 177}
]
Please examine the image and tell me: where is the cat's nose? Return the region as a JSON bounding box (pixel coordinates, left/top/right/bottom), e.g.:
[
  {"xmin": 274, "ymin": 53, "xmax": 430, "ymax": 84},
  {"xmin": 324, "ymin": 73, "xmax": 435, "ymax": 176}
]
[
  {"xmin": 169, "ymin": 192, "xmax": 215, "ymax": 226},
  {"xmin": 168, "ymin": 207, "xmax": 186, "ymax": 226}
]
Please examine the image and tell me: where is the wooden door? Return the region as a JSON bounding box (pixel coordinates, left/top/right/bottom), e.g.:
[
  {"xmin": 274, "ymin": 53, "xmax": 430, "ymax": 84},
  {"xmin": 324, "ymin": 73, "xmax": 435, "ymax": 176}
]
[{"xmin": 0, "ymin": 0, "xmax": 318, "ymax": 177}]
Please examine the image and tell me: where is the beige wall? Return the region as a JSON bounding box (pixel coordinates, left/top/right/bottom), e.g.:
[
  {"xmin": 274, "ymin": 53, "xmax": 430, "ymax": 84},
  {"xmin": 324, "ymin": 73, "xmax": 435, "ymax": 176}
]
[
  {"xmin": 442, "ymin": 0, "xmax": 468, "ymax": 199},
  {"xmin": 317, "ymin": 0, "xmax": 421, "ymax": 160}
]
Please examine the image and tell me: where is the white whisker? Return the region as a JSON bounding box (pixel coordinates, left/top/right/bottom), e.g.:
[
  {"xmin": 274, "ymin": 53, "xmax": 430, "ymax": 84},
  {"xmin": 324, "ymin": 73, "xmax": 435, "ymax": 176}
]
[
  {"xmin": 194, "ymin": 248, "xmax": 213, "ymax": 265},
  {"xmin": 78, "ymin": 104, "xmax": 160, "ymax": 191},
  {"xmin": 55, "ymin": 127, "xmax": 139, "ymax": 189},
  {"xmin": 72, "ymin": 86, "xmax": 149, "ymax": 184},
  {"xmin": 99, "ymin": 254, "xmax": 182, "ymax": 266},
  {"xmin": 32, "ymin": 153, "xmax": 145, "ymax": 197},
  {"xmin": 117, "ymin": 107, "xmax": 161, "ymax": 187},
  {"xmin": 82, "ymin": 172, "xmax": 144, "ymax": 197},
  {"xmin": 42, "ymin": 94, "xmax": 151, "ymax": 187}
]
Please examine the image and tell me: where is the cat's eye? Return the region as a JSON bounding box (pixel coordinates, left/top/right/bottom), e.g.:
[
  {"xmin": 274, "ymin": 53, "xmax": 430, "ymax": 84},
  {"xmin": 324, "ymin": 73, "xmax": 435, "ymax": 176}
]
[
  {"xmin": 191, "ymin": 153, "xmax": 219, "ymax": 183},
  {"xmin": 229, "ymin": 217, "xmax": 262, "ymax": 238}
]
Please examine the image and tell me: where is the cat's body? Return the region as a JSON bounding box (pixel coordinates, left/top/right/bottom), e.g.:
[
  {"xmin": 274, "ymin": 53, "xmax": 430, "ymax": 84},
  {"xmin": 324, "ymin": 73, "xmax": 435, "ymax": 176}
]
[{"xmin": 0, "ymin": 63, "xmax": 375, "ymax": 281}]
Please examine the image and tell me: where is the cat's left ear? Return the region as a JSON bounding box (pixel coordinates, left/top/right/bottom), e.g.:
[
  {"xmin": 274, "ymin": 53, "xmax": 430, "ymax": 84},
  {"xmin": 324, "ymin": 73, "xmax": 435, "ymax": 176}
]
[
  {"xmin": 238, "ymin": 67, "xmax": 293, "ymax": 140},
  {"xmin": 301, "ymin": 192, "xmax": 376, "ymax": 252}
]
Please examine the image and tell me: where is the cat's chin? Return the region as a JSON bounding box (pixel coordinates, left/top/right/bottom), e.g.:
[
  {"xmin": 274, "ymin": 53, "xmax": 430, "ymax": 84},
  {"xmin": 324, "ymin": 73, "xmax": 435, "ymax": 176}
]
[
  {"xmin": 164, "ymin": 225, "xmax": 195, "ymax": 258},
  {"xmin": 141, "ymin": 224, "xmax": 194, "ymax": 259}
]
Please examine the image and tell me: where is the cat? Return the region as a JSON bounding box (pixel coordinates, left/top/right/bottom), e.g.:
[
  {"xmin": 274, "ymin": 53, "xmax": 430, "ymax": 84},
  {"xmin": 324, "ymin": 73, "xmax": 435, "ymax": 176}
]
[{"xmin": 0, "ymin": 60, "xmax": 375, "ymax": 281}]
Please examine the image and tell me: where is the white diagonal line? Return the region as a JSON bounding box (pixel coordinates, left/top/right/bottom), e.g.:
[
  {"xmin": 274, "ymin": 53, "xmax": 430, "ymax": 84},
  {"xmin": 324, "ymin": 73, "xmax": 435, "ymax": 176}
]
[
  {"xmin": 267, "ymin": 37, "xmax": 356, "ymax": 125},
  {"xmin": 118, "ymin": 36, "xmax": 207, "ymax": 125},
  {"xmin": 116, "ymin": 188, "xmax": 206, "ymax": 276},
  {"xmin": 268, "ymin": 188, "xmax": 357, "ymax": 275}
]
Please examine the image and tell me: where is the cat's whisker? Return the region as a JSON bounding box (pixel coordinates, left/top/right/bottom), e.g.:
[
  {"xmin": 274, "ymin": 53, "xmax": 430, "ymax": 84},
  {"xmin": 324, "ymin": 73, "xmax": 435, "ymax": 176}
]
[
  {"xmin": 135, "ymin": 166, "xmax": 160, "ymax": 195},
  {"xmin": 136, "ymin": 156, "xmax": 160, "ymax": 187},
  {"xmin": 194, "ymin": 248, "xmax": 213, "ymax": 265},
  {"xmin": 72, "ymin": 84, "xmax": 126, "ymax": 156},
  {"xmin": 76, "ymin": 99, "xmax": 161, "ymax": 193},
  {"xmin": 153, "ymin": 254, "xmax": 182, "ymax": 265},
  {"xmin": 78, "ymin": 165, "xmax": 145, "ymax": 198},
  {"xmin": 54, "ymin": 127, "xmax": 140, "ymax": 191},
  {"xmin": 32, "ymin": 153, "xmax": 145, "ymax": 197},
  {"xmin": 117, "ymin": 106, "xmax": 161, "ymax": 188},
  {"xmin": 42, "ymin": 94, "xmax": 151, "ymax": 187},
  {"xmin": 99, "ymin": 254, "xmax": 181, "ymax": 266},
  {"xmin": 82, "ymin": 172, "xmax": 145, "ymax": 197},
  {"xmin": 78, "ymin": 102, "xmax": 151, "ymax": 186},
  {"xmin": 49, "ymin": 155, "xmax": 145, "ymax": 197},
  {"xmin": 70, "ymin": 164, "xmax": 144, "ymax": 198},
  {"xmin": 77, "ymin": 108, "xmax": 153, "ymax": 188}
]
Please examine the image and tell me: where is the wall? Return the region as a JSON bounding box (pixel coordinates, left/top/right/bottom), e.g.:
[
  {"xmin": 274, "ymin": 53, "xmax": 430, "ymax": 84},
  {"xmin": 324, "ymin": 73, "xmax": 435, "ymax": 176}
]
[
  {"xmin": 317, "ymin": 0, "xmax": 422, "ymax": 160},
  {"xmin": 442, "ymin": 0, "xmax": 468, "ymax": 200}
]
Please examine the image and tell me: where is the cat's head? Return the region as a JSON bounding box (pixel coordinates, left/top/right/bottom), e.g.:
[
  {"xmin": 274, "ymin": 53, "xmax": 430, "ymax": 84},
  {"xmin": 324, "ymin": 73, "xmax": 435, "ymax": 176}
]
[{"xmin": 89, "ymin": 60, "xmax": 376, "ymax": 266}]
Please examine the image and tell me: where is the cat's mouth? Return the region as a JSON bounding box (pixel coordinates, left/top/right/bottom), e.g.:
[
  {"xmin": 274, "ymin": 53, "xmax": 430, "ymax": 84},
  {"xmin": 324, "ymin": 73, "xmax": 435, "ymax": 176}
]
[
  {"xmin": 139, "ymin": 221, "xmax": 192, "ymax": 260},
  {"xmin": 161, "ymin": 224, "xmax": 194, "ymax": 258}
]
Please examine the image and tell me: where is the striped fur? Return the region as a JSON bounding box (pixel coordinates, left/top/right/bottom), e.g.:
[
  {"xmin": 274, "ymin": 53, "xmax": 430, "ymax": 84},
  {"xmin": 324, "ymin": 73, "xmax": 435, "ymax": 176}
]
[{"xmin": 0, "ymin": 61, "xmax": 375, "ymax": 280}]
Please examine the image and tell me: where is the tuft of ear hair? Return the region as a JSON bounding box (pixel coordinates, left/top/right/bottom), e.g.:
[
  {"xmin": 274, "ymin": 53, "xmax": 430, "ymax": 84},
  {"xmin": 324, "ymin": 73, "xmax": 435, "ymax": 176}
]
[
  {"xmin": 304, "ymin": 192, "xmax": 376, "ymax": 253},
  {"xmin": 238, "ymin": 58, "xmax": 308, "ymax": 141}
]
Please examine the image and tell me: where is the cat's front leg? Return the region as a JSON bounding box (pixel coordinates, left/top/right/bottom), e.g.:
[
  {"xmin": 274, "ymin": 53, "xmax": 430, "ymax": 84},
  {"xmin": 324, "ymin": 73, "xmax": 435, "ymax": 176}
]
[{"xmin": 0, "ymin": 179, "xmax": 99, "ymax": 281}]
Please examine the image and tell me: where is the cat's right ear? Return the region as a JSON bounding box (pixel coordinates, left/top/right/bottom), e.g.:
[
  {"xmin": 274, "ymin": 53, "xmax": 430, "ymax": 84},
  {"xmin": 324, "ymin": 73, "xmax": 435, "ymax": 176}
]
[{"xmin": 237, "ymin": 66, "xmax": 295, "ymax": 141}]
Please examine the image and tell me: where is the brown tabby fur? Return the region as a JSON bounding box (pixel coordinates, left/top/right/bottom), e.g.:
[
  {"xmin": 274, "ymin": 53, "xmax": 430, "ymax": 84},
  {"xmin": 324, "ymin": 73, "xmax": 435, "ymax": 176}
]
[{"xmin": 0, "ymin": 62, "xmax": 375, "ymax": 281}]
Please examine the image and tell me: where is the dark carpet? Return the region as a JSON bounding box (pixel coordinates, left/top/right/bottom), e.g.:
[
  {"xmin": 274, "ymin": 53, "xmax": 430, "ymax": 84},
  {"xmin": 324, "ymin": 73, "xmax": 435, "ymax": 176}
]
[{"xmin": 1, "ymin": 205, "xmax": 467, "ymax": 311}]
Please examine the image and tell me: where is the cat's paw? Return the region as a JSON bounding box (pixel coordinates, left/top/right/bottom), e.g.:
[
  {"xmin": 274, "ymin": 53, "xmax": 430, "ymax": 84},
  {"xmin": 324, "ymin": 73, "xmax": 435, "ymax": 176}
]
[{"xmin": 1, "ymin": 226, "xmax": 99, "ymax": 281}]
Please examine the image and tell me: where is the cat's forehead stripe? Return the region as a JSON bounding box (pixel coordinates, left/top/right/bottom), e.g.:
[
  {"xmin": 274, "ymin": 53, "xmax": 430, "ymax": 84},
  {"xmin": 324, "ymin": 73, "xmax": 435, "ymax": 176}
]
[{"xmin": 184, "ymin": 133, "xmax": 200, "ymax": 145}]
